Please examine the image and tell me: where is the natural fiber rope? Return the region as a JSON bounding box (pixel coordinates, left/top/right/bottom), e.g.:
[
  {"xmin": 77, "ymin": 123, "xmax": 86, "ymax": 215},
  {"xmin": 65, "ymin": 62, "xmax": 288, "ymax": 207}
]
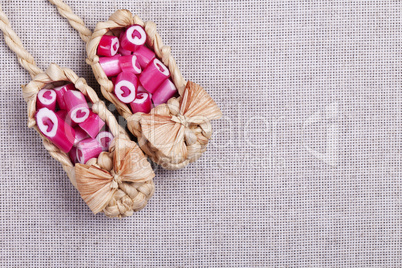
[
  {"xmin": 47, "ymin": 0, "xmax": 92, "ymax": 43},
  {"xmin": 47, "ymin": 3, "xmax": 216, "ymax": 170},
  {"xmin": 0, "ymin": 5, "xmax": 154, "ymax": 217},
  {"xmin": 0, "ymin": 6, "xmax": 42, "ymax": 78}
]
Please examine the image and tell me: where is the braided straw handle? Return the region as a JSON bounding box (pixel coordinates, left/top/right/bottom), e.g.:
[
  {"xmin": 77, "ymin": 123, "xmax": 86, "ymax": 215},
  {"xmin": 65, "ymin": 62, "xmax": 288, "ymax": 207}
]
[{"xmin": 0, "ymin": 5, "xmax": 154, "ymax": 217}]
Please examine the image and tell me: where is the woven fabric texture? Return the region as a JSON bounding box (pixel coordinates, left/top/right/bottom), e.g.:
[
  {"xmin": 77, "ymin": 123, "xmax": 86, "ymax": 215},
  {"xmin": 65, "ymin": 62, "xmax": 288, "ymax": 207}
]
[{"xmin": 0, "ymin": 0, "xmax": 401, "ymax": 267}]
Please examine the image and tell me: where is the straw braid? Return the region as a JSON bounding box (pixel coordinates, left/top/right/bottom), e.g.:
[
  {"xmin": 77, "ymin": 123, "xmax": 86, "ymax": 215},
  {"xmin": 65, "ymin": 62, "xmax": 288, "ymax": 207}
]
[
  {"xmin": 0, "ymin": 6, "xmax": 42, "ymax": 78},
  {"xmin": 47, "ymin": 0, "xmax": 92, "ymax": 43},
  {"xmin": 0, "ymin": 5, "xmax": 154, "ymax": 216}
]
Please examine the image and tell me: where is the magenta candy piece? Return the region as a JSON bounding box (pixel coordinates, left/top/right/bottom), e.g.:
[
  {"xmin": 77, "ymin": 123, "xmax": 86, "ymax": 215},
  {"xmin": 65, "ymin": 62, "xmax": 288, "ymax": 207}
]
[
  {"xmin": 97, "ymin": 35, "xmax": 119, "ymax": 57},
  {"xmin": 96, "ymin": 131, "xmax": 114, "ymax": 151},
  {"xmin": 69, "ymin": 146, "xmax": 78, "ymax": 164},
  {"xmin": 137, "ymin": 85, "xmax": 151, "ymax": 97},
  {"xmin": 76, "ymin": 138, "xmax": 103, "ymax": 164},
  {"xmin": 130, "ymin": 92, "xmax": 152, "ymax": 114},
  {"xmin": 78, "ymin": 112, "xmax": 105, "ymax": 139},
  {"xmin": 99, "ymin": 55, "xmax": 122, "ymax": 77},
  {"xmin": 118, "ymin": 46, "xmax": 132, "ymax": 56},
  {"xmin": 139, "ymin": 58, "xmax": 170, "ymax": 94},
  {"xmin": 54, "ymin": 83, "xmax": 75, "ymax": 110},
  {"xmin": 119, "ymin": 55, "xmax": 141, "ymax": 74},
  {"xmin": 120, "ymin": 25, "xmax": 146, "ymax": 51},
  {"xmin": 64, "ymin": 90, "xmax": 90, "ymax": 124},
  {"xmin": 36, "ymin": 108, "xmax": 75, "ymax": 153},
  {"xmin": 73, "ymin": 126, "xmax": 89, "ymax": 145},
  {"xmin": 56, "ymin": 110, "xmax": 77, "ymax": 127},
  {"xmin": 114, "ymin": 71, "xmax": 138, "ymax": 103},
  {"xmin": 36, "ymin": 89, "xmax": 57, "ymax": 111},
  {"xmin": 133, "ymin": 45, "xmax": 155, "ymax": 68},
  {"xmin": 152, "ymin": 79, "xmax": 178, "ymax": 106}
]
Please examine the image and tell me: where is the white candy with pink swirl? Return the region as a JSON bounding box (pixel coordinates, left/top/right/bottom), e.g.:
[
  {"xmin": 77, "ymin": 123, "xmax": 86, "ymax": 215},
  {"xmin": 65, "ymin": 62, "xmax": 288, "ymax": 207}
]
[
  {"xmin": 64, "ymin": 90, "xmax": 90, "ymax": 124},
  {"xmin": 37, "ymin": 89, "xmax": 57, "ymax": 111}
]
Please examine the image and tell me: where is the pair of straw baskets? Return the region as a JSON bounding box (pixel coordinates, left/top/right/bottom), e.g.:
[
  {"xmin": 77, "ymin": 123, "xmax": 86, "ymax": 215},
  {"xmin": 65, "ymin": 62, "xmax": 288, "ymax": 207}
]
[{"xmin": 0, "ymin": 2, "xmax": 221, "ymax": 217}]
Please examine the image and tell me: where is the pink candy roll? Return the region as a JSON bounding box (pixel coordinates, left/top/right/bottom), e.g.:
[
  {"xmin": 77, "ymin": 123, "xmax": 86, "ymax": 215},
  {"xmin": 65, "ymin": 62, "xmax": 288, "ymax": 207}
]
[
  {"xmin": 99, "ymin": 55, "xmax": 122, "ymax": 77},
  {"xmin": 36, "ymin": 108, "xmax": 75, "ymax": 153},
  {"xmin": 73, "ymin": 126, "xmax": 89, "ymax": 145},
  {"xmin": 96, "ymin": 131, "xmax": 114, "ymax": 151},
  {"xmin": 133, "ymin": 45, "xmax": 155, "ymax": 68},
  {"xmin": 69, "ymin": 146, "xmax": 78, "ymax": 164},
  {"xmin": 114, "ymin": 71, "xmax": 138, "ymax": 103},
  {"xmin": 64, "ymin": 90, "xmax": 90, "ymax": 124},
  {"xmin": 56, "ymin": 110, "xmax": 76, "ymax": 127},
  {"xmin": 78, "ymin": 112, "xmax": 105, "ymax": 139},
  {"xmin": 139, "ymin": 58, "xmax": 170, "ymax": 94},
  {"xmin": 137, "ymin": 85, "xmax": 147, "ymax": 93},
  {"xmin": 120, "ymin": 25, "xmax": 146, "ymax": 51},
  {"xmin": 54, "ymin": 83, "xmax": 75, "ymax": 110},
  {"xmin": 118, "ymin": 46, "xmax": 132, "ymax": 56},
  {"xmin": 152, "ymin": 79, "xmax": 178, "ymax": 106},
  {"xmin": 97, "ymin": 35, "xmax": 119, "ymax": 57},
  {"xmin": 130, "ymin": 92, "xmax": 152, "ymax": 114},
  {"xmin": 36, "ymin": 89, "xmax": 57, "ymax": 111},
  {"xmin": 119, "ymin": 55, "xmax": 142, "ymax": 74},
  {"xmin": 76, "ymin": 138, "xmax": 103, "ymax": 164}
]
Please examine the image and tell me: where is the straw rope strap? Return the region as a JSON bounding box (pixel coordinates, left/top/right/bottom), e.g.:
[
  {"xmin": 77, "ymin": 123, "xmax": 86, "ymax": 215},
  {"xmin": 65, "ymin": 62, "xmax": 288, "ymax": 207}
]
[
  {"xmin": 0, "ymin": 6, "xmax": 42, "ymax": 78},
  {"xmin": 0, "ymin": 5, "xmax": 154, "ymax": 217},
  {"xmin": 47, "ymin": 0, "xmax": 92, "ymax": 43}
]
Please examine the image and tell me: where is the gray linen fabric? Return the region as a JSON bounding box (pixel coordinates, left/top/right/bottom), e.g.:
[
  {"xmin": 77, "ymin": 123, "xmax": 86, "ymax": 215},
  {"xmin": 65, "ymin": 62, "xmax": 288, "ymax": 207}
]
[{"xmin": 0, "ymin": 0, "xmax": 401, "ymax": 267}]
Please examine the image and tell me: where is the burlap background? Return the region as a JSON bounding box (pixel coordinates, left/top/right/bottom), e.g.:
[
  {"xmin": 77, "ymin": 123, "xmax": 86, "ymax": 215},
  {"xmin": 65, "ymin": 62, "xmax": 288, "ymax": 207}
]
[{"xmin": 0, "ymin": 0, "xmax": 401, "ymax": 267}]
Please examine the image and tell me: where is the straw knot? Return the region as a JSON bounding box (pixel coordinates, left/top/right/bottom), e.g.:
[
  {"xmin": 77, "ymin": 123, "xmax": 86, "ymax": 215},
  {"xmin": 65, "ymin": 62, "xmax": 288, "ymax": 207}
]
[
  {"xmin": 171, "ymin": 114, "xmax": 189, "ymax": 127},
  {"xmin": 110, "ymin": 170, "xmax": 122, "ymax": 189}
]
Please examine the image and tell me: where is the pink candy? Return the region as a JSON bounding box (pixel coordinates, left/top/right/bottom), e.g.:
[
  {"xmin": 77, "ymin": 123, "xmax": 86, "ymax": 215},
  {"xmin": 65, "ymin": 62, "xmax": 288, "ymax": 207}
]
[
  {"xmin": 118, "ymin": 46, "xmax": 132, "ymax": 56},
  {"xmin": 76, "ymin": 138, "xmax": 103, "ymax": 164},
  {"xmin": 119, "ymin": 55, "xmax": 141, "ymax": 74},
  {"xmin": 36, "ymin": 89, "xmax": 57, "ymax": 111},
  {"xmin": 130, "ymin": 92, "xmax": 152, "ymax": 114},
  {"xmin": 56, "ymin": 110, "xmax": 76, "ymax": 127},
  {"xmin": 36, "ymin": 108, "xmax": 75, "ymax": 153},
  {"xmin": 133, "ymin": 45, "xmax": 155, "ymax": 68},
  {"xmin": 139, "ymin": 58, "xmax": 170, "ymax": 94},
  {"xmin": 64, "ymin": 90, "xmax": 90, "ymax": 124},
  {"xmin": 152, "ymin": 79, "xmax": 178, "ymax": 107},
  {"xmin": 137, "ymin": 85, "xmax": 148, "ymax": 94},
  {"xmin": 69, "ymin": 146, "xmax": 78, "ymax": 163},
  {"xmin": 119, "ymin": 25, "xmax": 146, "ymax": 51},
  {"xmin": 54, "ymin": 83, "xmax": 75, "ymax": 110},
  {"xmin": 96, "ymin": 131, "xmax": 114, "ymax": 151},
  {"xmin": 97, "ymin": 35, "xmax": 119, "ymax": 57},
  {"xmin": 96, "ymin": 26, "xmax": 177, "ymax": 113},
  {"xmin": 73, "ymin": 126, "xmax": 88, "ymax": 145},
  {"xmin": 114, "ymin": 71, "xmax": 138, "ymax": 103},
  {"xmin": 78, "ymin": 112, "xmax": 105, "ymax": 139},
  {"xmin": 99, "ymin": 55, "xmax": 122, "ymax": 77}
]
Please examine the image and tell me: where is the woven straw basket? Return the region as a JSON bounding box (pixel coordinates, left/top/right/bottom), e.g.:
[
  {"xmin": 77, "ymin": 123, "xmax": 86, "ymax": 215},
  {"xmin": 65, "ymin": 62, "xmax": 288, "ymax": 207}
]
[
  {"xmin": 24, "ymin": 64, "xmax": 155, "ymax": 218},
  {"xmin": 86, "ymin": 10, "xmax": 222, "ymax": 170}
]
